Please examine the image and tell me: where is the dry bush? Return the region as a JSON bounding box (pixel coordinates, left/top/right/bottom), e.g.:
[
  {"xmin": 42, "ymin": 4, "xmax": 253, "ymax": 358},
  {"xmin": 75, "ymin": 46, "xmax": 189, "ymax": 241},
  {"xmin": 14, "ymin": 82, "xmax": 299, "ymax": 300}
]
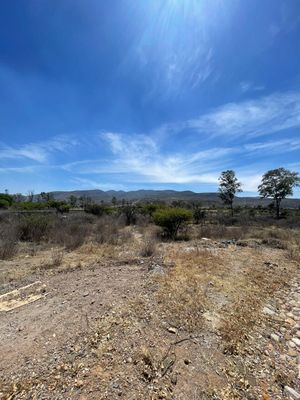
[
  {"xmin": 18, "ymin": 214, "xmax": 52, "ymax": 242},
  {"xmin": 50, "ymin": 216, "xmax": 92, "ymax": 250},
  {"xmin": 94, "ymin": 215, "xmax": 123, "ymax": 245},
  {"xmin": 0, "ymin": 222, "xmax": 19, "ymax": 260},
  {"xmin": 140, "ymin": 236, "xmax": 157, "ymax": 257},
  {"xmin": 286, "ymin": 243, "xmax": 300, "ymax": 262},
  {"xmin": 157, "ymin": 249, "xmax": 219, "ymax": 333},
  {"xmin": 50, "ymin": 248, "xmax": 64, "ymax": 266}
]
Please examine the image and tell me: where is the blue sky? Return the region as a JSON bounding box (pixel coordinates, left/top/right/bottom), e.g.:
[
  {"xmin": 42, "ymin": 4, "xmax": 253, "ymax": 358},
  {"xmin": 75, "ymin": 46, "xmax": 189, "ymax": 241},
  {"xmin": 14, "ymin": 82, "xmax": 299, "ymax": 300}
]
[{"xmin": 1, "ymin": 0, "xmax": 300, "ymax": 196}]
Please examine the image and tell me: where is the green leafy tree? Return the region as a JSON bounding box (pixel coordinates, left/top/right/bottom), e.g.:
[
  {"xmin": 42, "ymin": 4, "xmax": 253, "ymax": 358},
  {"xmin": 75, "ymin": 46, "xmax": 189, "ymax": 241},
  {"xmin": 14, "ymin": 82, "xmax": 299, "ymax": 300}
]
[
  {"xmin": 111, "ymin": 196, "xmax": 117, "ymax": 206},
  {"xmin": 153, "ymin": 207, "xmax": 192, "ymax": 239},
  {"xmin": 40, "ymin": 192, "xmax": 53, "ymax": 202},
  {"xmin": 68, "ymin": 195, "xmax": 78, "ymax": 208},
  {"xmin": 218, "ymin": 170, "xmax": 242, "ymax": 216},
  {"xmin": 258, "ymin": 167, "xmax": 300, "ymax": 219},
  {"xmin": 0, "ymin": 193, "xmax": 14, "ymax": 208}
]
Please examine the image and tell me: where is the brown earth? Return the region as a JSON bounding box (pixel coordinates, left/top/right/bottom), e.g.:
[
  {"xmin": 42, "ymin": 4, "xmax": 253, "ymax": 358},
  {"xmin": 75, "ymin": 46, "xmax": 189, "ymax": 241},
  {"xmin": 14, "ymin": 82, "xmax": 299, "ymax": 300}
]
[{"xmin": 0, "ymin": 235, "xmax": 299, "ymax": 399}]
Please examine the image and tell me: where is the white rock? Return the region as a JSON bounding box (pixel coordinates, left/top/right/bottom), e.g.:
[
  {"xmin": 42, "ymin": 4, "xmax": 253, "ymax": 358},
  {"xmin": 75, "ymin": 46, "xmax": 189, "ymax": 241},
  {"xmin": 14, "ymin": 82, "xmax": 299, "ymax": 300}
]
[
  {"xmin": 284, "ymin": 385, "xmax": 300, "ymax": 399},
  {"xmin": 271, "ymin": 333, "xmax": 280, "ymax": 342},
  {"xmin": 263, "ymin": 306, "xmax": 276, "ymax": 316},
  {"xmin": 292, "ymin": 337, "xmax": 300, "ymax": 347}
]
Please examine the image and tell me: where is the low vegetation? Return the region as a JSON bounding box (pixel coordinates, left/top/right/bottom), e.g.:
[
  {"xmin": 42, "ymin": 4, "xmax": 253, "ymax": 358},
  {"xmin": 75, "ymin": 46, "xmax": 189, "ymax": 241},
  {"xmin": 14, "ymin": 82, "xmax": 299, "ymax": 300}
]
[{"xmin": 0, "ymin": 171, "xmax": 300, "ymax": 399}]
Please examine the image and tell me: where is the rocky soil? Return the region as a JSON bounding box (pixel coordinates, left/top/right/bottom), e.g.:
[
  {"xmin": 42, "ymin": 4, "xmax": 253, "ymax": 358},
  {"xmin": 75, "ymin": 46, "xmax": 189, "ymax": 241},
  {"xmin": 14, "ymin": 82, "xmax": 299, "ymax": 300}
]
[{"xmin": 0, "ymin": 239, "xmax": 299, "ymax": 399}]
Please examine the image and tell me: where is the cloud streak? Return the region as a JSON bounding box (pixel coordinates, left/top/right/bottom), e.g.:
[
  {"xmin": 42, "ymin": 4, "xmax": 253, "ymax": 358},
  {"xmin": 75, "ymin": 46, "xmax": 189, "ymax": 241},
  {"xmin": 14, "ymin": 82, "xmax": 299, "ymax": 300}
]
[
  {"xmin": 0, "ymin": 135, "xmax": 78, "ymax": 163},
  {"xmin": 182, "ymin": 91, "xmax": 300, "ymax": 139}
]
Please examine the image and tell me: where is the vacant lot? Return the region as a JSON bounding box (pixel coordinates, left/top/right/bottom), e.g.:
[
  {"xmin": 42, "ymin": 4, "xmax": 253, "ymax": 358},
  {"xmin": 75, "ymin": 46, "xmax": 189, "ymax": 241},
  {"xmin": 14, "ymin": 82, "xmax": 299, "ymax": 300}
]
[{"xmin": 0, "ymin": 213, "xmax": 299, "ymax": 399}]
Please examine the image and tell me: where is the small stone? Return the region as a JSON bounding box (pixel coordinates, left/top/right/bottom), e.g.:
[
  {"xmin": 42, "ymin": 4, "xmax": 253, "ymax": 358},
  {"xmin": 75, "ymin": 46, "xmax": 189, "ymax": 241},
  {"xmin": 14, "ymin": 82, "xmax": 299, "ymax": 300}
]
[
  {"xmin": 83, "ymin": 292, "xmax": 89, "ymax": 297},
  {"xmin": 284, "ymin": 385, "xmax": 300, "ymax": 399},
  {"xmin": 289, "ymin": 340, "xmax": 296, "ymax": 348},
  {"xmin": 171, "ymin": 374, "xmax": 177, "ymax": 385},
  {"xmin": 184, "ymin": 359, "xmax": 191, "ymax": 365},
  {"xmin": 75, "ymin": 380, "xmax": 84, "ymax": 388},
  {"xmin": 168, "ymin": 327, "xmax": 177, "ymax": 334},
  {"xmin": 292, "ymin": 337, "xmax": 300, "ymax": 347},
  {"xmin": 126, "ymin": 357, "xmax": 133, "ymax": 363},
  {"xmin": 263, "ymin": 307, "xmax": 276, "ymax": 316},
  {"xmin": 286, "ymin": 318, "xmax": 296, "ymax": 326},
  {"xmin": 288, "ymin": 349, "xmax": 298, "ymax": 357},
  {"xmin": 271, "ymin": 333, "xmax": 280, "ymax": 342}
]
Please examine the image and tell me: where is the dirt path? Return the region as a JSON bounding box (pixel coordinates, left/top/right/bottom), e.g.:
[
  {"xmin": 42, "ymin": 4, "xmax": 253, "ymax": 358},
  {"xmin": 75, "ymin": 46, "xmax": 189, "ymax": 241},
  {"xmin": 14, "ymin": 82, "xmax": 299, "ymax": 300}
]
[
  {"xmin": 0, "ymin": 261, "xmax": 146, "ymax": 380},
  {"xmin": 0, "ymin": 242, "xmax": 299, "ymax": 399}
]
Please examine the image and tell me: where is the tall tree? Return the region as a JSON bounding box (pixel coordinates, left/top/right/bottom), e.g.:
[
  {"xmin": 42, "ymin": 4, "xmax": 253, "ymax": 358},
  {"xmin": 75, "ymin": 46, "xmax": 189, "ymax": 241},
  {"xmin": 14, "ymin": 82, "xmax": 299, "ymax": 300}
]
[
  {"xmin": 258, "ymin": 167, "xmax": 300, "ymax": 219},
  {"xmin": 68, "ymin": 195, "xmax": 78, "ymax": 208},
  {"xmin": 218, "ymin": 170, "xmax": 242, "ymax": 216}
]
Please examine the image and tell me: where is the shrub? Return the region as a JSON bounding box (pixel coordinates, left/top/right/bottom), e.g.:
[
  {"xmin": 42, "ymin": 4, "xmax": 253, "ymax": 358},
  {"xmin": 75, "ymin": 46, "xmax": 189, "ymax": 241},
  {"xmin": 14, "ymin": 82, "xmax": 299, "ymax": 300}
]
[
  {"xmin": 0, "ymin": 222, "xmax": 19, "ymax": 259},
  {"xmin": 94, "ymin": 215, "xmax": 121, "ymax": 245},
  {"xmin": 140, "ymin": 237, "xmax": 157, "ymax": 257},
  {"xmin": 141, "ymin": 203, "xmax": 164, "ymax": 218},
  {"xmin": 50, "ymin": 217, "xmax": 91, "ymax": 250},
  {"xmin": 193, "ymin": 207, "xmax": 206, "ymax": 224},
  {"xmin": 13, "ymin": 202, "xmax": 50, "ymax": 210},
  {"xmin": 121, "ymin": 204, "xmax": 137, "ymax": 225},
  {"xmin": 85, "ymin": 204, "xmax": 111, "ymax": 216},
  {"xmin": 18, "ymin": 215, "xmax": 52, "ymax": 242},
  {"xmin": 153, "ymin": 207, "xmax": 192, "ymax": 239},
  {"xmin": 0, "ymin": 193, "xmax": 13, "ymax": 207},
  {"xmin": 0, "ymin": 199, "xmax": 10, "ymax": 209}
]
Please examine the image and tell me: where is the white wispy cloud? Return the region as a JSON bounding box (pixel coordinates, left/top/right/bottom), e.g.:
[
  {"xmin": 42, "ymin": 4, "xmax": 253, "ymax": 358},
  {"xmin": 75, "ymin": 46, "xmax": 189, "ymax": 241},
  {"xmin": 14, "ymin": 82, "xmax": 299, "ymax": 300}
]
[
  {"xmin": 81, "ymin": 132, "xmax": 233, "ymax": 185},
  {"xmin": 0, "ymin": 166, "xmax": 36, "ymax": 173},
  {"xmin": 0, "ymin": 135, "xmax": 78, "ymax": 163},
  {"xmin": 240, "ymin": 81, "xmax": 265, "ymax": 93},
  {"xmin": 185, "ymin": 91, "xmax": 300, "ymax": 139},
  {"xmin": 245, "ymin": 138, "xmax": 300, "ymax": 153}
]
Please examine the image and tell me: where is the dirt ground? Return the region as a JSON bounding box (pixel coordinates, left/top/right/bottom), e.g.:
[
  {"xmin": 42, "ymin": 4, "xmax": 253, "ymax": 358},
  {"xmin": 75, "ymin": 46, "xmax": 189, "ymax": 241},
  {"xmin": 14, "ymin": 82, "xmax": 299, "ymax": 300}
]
[{"xmin": 0, "ymin": 235, "xmax": 299, "ymax": 399}]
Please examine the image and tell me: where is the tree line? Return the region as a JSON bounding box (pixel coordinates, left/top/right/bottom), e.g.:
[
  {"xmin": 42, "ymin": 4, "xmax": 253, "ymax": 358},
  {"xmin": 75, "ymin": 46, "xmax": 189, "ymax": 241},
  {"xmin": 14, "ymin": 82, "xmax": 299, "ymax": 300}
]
[{"xmin": 218, "ymin": 167, "xmax": 300, "ymax": 219}]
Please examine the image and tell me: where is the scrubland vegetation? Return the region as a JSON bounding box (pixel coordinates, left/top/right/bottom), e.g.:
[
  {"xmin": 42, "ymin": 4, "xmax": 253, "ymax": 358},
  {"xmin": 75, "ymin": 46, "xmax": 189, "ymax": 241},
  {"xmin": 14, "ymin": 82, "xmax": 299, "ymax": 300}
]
[{"xmin": 0, "ymin": 168, "xmax": 300, "ymax": 399}]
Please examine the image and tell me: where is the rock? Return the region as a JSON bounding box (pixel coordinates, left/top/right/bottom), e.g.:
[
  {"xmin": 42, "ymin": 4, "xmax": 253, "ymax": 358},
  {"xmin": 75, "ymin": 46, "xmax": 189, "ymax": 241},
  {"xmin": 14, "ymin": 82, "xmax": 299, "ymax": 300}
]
[
  {"xmin": 167, "ymin": 327, "xmax": 177, "ymax": 334},
  {"xmin": 292, "ymin": 337, "xmax": 300, "ymax": 347},
  {"xmin": 184, "ymin": 359, "xmax": 191, "ymax": 365},
  {"xmin": 270, "ymin": 333, "xmax": 280, "ymax": 342},
  {"xmin": 83, "ymin": 292, "xmax": 89, "ymax": 297},
  {"xmin": 75, "ymin": 380, "xmax": 84, "ymax": 388},
  {"xmin": 284, "ymin": 385, "xmax": 300, "ymax": 399},
  {"xmin": 171, "ymin": 374, "xmax": 177, "ymax": 385},
  {"xmin": 286, "ymin": 318, "xmax": 296, "ymax": 326},
  {"xmin": 263, "ymin": 307, "xmax": 276, "ymax": 316},
  {"xmin": 288, "ymin": 349, "xmax": 298, "ymax": 357}
]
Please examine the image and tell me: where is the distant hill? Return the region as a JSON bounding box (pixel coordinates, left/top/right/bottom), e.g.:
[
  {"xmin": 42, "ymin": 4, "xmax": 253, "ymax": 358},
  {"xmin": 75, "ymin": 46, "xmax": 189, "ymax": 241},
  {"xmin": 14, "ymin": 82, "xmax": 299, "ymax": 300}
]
[{"xmin": 48, "ymin": 189, "xmax": 300, "ymax": 208}]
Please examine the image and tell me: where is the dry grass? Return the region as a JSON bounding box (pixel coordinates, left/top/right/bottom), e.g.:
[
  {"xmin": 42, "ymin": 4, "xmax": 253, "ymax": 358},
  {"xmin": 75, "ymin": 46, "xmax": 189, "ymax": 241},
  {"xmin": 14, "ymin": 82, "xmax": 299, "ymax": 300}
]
[
  {"xmin": 195, "ymin": 224, "xmax": 249, "ymax": 241},
  {"xmin": 219, "ymin": 260, "xmax": 292, "ymax": 355},
  {"xmin": 140, "ymin": 236, "xmax": 157, "ymax": 257},
  {"xmin": 48, "ymin": 248, "xmax": 64, "ymax": 267},
  {"xmin": 157, "ymin": 248, "xmax": 221, "ymax": 333}
]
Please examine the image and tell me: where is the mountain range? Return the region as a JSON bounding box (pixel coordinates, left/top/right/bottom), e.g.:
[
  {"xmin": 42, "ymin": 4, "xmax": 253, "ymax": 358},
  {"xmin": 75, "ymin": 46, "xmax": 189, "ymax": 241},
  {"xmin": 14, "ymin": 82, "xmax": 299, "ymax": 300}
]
[{"xmin": 49, "ymin": 189, "xmax": 300, "ymax": 208}]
